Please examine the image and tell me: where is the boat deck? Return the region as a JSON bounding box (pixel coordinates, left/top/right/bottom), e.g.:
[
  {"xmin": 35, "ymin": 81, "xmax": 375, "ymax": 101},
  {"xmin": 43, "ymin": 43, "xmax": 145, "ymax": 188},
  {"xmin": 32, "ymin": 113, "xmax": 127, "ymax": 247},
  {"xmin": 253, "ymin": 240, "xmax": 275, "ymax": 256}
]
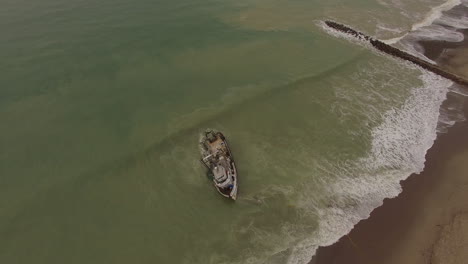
[{"xmin": 207, "ymin": 137, "xmax": 226, "ymax": 155}]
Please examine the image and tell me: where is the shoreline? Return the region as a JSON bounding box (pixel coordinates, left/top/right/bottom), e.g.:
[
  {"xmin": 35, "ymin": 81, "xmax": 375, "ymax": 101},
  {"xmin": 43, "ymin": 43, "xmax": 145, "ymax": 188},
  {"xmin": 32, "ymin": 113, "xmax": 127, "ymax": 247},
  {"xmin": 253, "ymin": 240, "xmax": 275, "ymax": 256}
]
[
  {"xmin": 310, "ymin": 10, "xmax": 468, "ymax": 264},
  {"xmin": 311, "ymin": 100, "xmax": 468, "ymax": 264}
]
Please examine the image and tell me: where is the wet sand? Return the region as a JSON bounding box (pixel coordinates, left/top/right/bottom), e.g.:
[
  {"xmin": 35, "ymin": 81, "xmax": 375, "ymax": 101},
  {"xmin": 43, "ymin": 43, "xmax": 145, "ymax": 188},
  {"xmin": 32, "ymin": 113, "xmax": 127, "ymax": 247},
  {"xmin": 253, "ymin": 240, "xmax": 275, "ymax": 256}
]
[
  {"xmin": 311, "ymin": 26, "xmax": 468, "ymax": 264},
  {"xmin": 421, "ymin": 28, "xmax": 468, "ymax": 80}
]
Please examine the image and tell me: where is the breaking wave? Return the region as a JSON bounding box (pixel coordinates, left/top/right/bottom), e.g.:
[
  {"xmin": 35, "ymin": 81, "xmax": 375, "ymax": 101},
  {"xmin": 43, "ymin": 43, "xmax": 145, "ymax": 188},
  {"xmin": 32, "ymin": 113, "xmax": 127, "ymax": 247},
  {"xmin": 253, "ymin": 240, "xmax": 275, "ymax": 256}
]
[
  {"xmin": 392, "ymin": 0, "xmax": 467, "ymax": 62},
  {"xmin": 296, "ymin": 2, "xmax": 467, "ymax": 263},
  {"xmin": 383, "ymin": 0, "xmax": 462, "ymax": 45},
  {"xmin": 288, "ymin": 70, "xmax": 452, "ymax": 263}
]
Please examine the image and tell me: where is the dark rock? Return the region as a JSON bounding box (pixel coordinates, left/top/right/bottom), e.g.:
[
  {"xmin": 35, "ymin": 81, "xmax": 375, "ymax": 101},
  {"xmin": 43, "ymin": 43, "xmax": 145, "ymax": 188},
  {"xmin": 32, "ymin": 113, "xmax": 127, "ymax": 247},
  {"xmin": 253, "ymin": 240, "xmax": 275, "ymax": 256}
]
[{"xmin": 324, "ymin": 20, "xmax": 468, "ymax": 86}]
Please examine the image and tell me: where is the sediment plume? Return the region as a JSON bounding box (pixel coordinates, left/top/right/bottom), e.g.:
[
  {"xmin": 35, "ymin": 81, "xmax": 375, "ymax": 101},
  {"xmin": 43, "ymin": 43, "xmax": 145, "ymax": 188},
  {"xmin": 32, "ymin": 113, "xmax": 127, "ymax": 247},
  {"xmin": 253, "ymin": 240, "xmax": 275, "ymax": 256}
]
[{"xmin": 324, "ymin": 20, "xmax": 468, "ymax": 86}]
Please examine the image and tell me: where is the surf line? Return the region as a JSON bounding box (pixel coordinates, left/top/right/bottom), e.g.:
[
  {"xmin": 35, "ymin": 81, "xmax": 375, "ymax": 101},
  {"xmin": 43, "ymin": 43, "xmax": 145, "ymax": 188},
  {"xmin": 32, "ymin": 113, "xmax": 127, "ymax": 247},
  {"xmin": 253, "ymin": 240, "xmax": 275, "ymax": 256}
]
[{"xmin": 324, "ymin": 20, "xmax": 468, "ymax": 86}]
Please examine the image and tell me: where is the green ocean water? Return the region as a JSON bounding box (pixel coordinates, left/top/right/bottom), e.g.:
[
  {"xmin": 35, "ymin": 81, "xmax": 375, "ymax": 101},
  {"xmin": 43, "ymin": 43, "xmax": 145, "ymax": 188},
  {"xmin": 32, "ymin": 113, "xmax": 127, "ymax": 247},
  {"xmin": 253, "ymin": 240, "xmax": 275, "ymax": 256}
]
[{"xmin": 0, "ymin": 0, "xmax": 454, "ymax": 263}]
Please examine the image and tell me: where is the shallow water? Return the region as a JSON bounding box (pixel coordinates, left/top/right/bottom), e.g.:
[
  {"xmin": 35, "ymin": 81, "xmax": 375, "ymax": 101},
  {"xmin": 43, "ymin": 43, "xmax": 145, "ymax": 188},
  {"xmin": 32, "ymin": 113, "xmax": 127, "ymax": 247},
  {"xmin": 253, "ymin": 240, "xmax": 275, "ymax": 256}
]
[{"xmin": 0, "ymin": 0, "xmax": 463, "ymax": 263}]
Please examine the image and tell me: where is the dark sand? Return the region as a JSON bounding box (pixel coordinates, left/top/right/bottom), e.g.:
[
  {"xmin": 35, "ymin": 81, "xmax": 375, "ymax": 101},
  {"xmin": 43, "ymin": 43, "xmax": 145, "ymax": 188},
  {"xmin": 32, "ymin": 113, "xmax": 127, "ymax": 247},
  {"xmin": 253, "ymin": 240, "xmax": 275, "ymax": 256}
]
[
  {"xmin": 311, "ymin": 16, "xmax": 468, "ymax": 264},
  {"xmin": 421, "ymin": 28, "xmax": 468, "ymax": 80}
]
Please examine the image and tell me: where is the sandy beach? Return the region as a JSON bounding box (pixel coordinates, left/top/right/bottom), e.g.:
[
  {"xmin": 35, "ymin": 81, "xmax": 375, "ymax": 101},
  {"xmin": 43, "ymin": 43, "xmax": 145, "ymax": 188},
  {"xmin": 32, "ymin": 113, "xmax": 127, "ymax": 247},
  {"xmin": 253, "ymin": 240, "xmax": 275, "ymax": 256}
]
[
  {"xmin": 311, "ymin": 20, "xmax": 468, "ymax": 264},
  {"xmin": 312, "ymin": 107, "xmax": 468, "ymax": 264}
]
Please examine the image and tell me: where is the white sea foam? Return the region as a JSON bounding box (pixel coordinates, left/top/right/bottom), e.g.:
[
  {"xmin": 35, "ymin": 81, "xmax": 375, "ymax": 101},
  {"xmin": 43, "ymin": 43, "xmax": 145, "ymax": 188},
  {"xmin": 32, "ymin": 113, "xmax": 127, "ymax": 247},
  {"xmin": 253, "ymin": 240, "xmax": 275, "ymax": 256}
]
[
  {"xmin": 450, "ymin": 83, "xmax": 468, "ymax": 97},
  {"xmin": 382, "ymin": 0, "xmax": 463, "ymax": 44},
  {"xmin": 316, "ymin": 20, "xmax": 372, "ymax": 48},
  {"xmin": 397, "ymin": 23, "xmax": 464, "ymax": 63},
  {"xmin": 289, "ymin": 70, "xmax": 452, "ymax": 263},
  {"xmin": 383, "ymin": 35, "xmax": 406, "ymax": 44},
  {"xmin": 436, "ymin": 15, "xmax": 468, "ymax": 29},
  {"xmin": 412, "ymin": 0, "xmax": 461, "ymax": 30},
  {"xmin": 399, "ymin": 40, "xmax": 437, "ymax": 63},
  {"xmin": 391, "ymin": 1, "xmax": 467, "ymax": 62},
  {"xmin": 408, "ymin": 24, "xmax": 464, "ymax": 42},
  {"xmin": 250, "ymin": 67, "xmax": 460, "ymax": 264},
  {"xmin": 378, "ymin": 24, "xmax": 406, "ymax": 44},
  {"xmin": 303, "ymin": 3, "xmax": 466, "ymax": 263},
  {"xmin": 437, "ymin": 84, "xmax": 468, "ymax": 133}
]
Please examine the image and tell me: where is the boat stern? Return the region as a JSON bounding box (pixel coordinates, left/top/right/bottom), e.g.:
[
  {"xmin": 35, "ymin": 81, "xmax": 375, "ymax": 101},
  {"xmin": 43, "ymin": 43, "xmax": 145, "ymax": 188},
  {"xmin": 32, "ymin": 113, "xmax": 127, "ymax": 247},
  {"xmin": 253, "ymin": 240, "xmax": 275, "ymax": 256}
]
[{"xmin": 230, "ymin": 185, "xmax": 238, "ymax": 201}]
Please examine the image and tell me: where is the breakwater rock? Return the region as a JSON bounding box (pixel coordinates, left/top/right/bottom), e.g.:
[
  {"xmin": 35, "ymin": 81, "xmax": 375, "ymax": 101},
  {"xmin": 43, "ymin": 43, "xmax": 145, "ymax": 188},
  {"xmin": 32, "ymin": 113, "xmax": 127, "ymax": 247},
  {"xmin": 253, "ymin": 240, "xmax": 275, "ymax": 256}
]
[{"xmin": 324, "ymin": 20, "xmax": 468, "ymax": 86}]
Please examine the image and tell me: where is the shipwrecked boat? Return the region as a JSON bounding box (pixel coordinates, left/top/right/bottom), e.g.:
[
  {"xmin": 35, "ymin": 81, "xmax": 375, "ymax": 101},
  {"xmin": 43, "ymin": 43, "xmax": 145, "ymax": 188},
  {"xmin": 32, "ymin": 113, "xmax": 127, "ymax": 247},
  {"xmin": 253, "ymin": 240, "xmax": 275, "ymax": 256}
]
[{"xmin": 200, "ymin": 129, "xmax": 238, "ymax": 200}]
